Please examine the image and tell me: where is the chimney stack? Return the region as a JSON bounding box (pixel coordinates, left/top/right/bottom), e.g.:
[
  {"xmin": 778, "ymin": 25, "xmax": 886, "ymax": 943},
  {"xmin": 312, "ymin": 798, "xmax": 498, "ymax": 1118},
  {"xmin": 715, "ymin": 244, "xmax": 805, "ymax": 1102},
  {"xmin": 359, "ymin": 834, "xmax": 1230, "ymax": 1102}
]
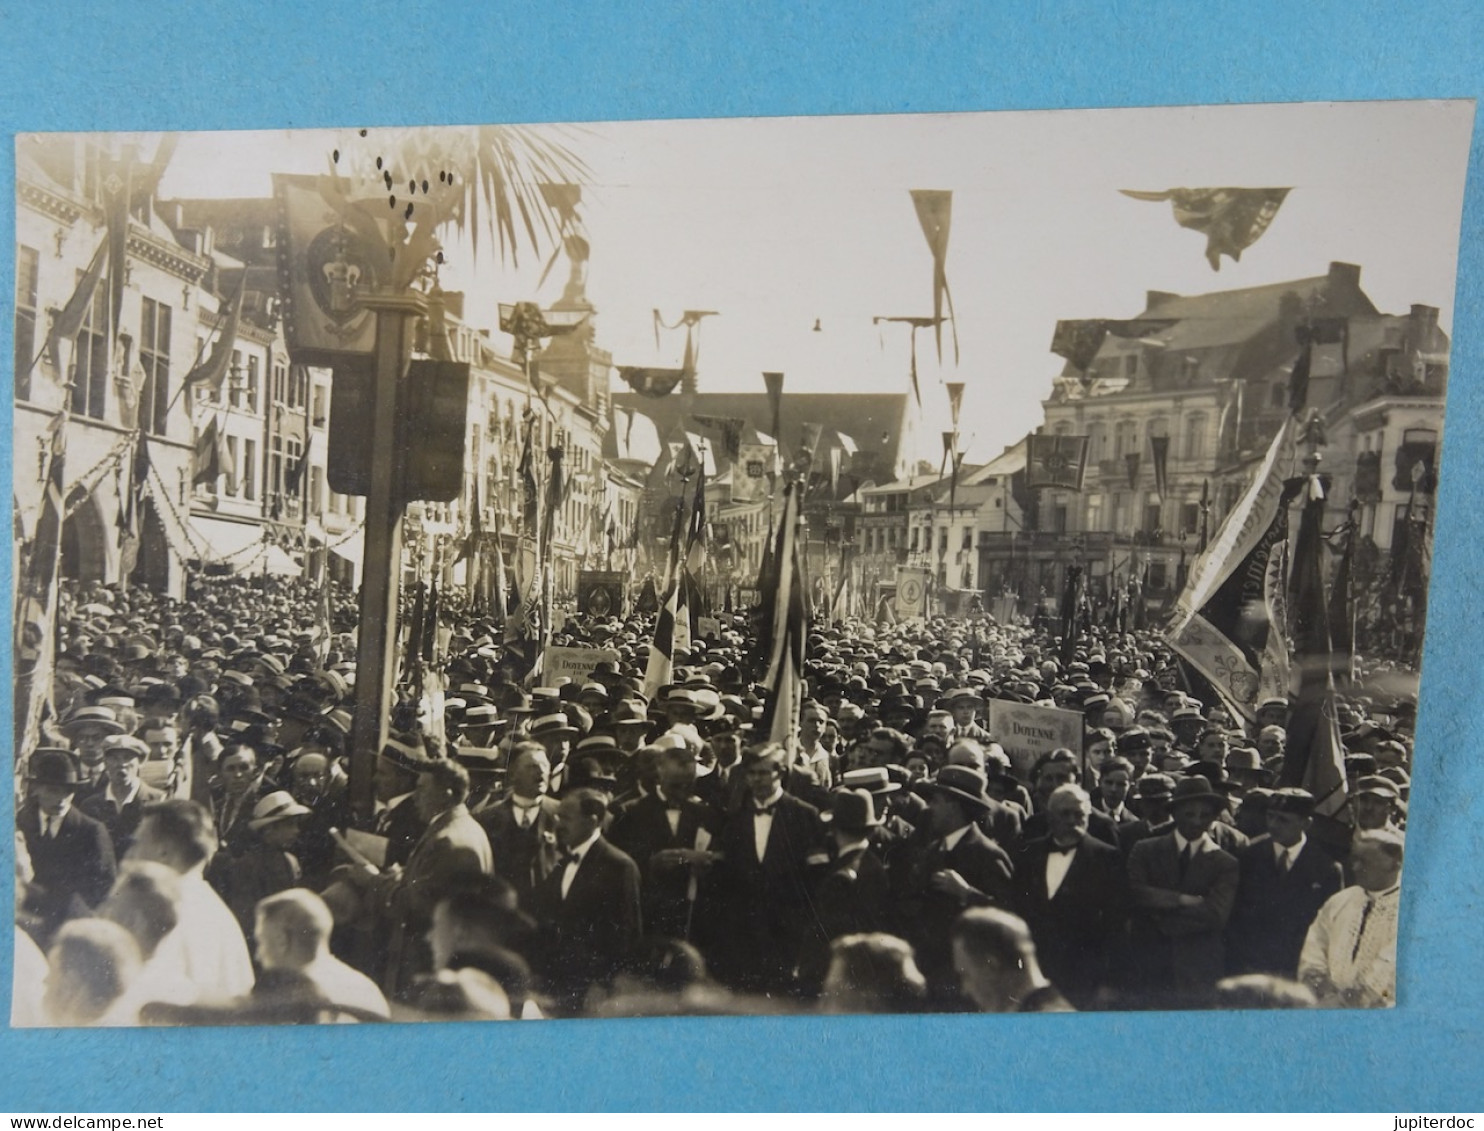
[{"xmin": 1328, "ymin": 261, "xmax": 1362, "ymax": 290}]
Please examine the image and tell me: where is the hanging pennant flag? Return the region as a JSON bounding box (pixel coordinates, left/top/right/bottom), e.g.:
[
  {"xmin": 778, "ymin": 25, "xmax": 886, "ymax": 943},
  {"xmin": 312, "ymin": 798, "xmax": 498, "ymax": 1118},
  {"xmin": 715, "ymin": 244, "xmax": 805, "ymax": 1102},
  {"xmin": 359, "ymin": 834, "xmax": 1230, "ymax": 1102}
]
[
  {"xmin": 762, "ymin": 371, "xmax": 785, "ymax": 443},
  {"xmin": 1288, "ymin": 338, "xmax": 1314, "ymax": 414},
  {"xmin": 1168, "ymin": 418, "xmax": 1302, "ymax": 723},
  {"xmin": 1120, "ymin": 187, "xmax": 1292, "ymax": 270},
  {"xmin": 908, "ymin": 190, "xmax": 959, "ymax": 364},
  {"xmin": 945, "ymin": 382, "xmax": 965, "ymax": 428},
  {"xmin": 517, "ymin": 414, "xmax": 540, "ymax": 536},
  {"xmin": 618, "ymin": 366, "xmax": 685, "ymax": 398},
  {"xmin": 1125, "ymin": 452, "xmax": 1141, "ymax": 490},
  {"xmin": 1150, "ymin": 435, "xmax": 1170, "ymax": 501},
  {"xmin": 1025, "ymin": 433, "xmax": 1090, "ymax": 491}
]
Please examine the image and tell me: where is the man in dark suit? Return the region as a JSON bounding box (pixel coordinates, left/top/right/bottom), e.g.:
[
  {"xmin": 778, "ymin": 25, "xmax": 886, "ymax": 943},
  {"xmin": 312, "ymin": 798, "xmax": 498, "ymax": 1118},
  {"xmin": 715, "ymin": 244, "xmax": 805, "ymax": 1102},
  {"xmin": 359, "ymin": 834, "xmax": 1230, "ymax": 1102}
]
[
  {"xmin": 1126, "ymin": 776, "xmax": 1240, "ymax": 1007},
  {"xmin": 1227, "ymin": 787, "xmax": 1344, "ymax": 979},
  {"xmin": 1013, "ymin": 783, "xmax": 1128, "ymax": 1010},
  {"xmin": 530, "ymin": 787, "xmax": 642, "ymax": 1014},
  {"xmin": 18, "ymin": 748, "xmax": 117, "ymax": 945},
  {"xmin": 701, "ymin": 744, "xmax": 823, "ymax": 995},
  {"xmin": 798, "ymin": 788, "xmax": 895, "ymax": 994},
  {"xmin": 945, "ymin": 740, "xmax": 1023, "ymax": 852},
  {"xmin": 476, "ymin": 741, "xmax": 561, "ymax": 905},
  {"xmin": 79, "ymin": 736, "xmax": 166, "ymax": 860},
  {"xmin": 608, "ymin": 740, "xmax": 720, "ymax": 941},
  {"xmin": 892, "ymin": 765, "xmax": 1015, "ymax": 1004}
]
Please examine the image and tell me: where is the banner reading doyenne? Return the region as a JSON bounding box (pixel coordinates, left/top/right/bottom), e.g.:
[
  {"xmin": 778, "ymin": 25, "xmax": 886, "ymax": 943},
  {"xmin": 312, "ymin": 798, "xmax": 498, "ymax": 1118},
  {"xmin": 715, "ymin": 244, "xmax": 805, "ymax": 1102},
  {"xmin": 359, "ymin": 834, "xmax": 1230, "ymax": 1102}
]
[
  {"xmin": 987, "ymin": 700, "xmax": 1084, "ymax": 780},
  {"xmin": 543, "ymin": 645, "xmax": 621, "ymax": 684}
]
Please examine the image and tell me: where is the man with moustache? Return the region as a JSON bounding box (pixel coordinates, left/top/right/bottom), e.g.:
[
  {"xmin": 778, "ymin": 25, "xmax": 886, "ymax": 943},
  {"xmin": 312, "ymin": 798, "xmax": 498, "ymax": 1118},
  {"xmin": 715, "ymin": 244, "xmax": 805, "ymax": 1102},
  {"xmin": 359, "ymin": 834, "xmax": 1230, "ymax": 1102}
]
[{"xmin": 476, "ymin": 741, "xmax": 561, "ymax": 905}]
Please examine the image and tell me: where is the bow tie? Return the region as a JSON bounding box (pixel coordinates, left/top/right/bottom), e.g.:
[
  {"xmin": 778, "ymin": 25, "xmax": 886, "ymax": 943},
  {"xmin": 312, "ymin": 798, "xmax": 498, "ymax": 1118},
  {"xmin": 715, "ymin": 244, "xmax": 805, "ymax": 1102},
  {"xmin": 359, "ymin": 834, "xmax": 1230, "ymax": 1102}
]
[
  {"xmin": 753, "ymin": 803, "xmax": 777, "ymax": 816},
  {"xmin": 1048, "ymin": 841, "xmax": 1079, "ymax": 855},
  {"xmin": 559, "ymin": 850, "xmax": 581, "ymax": 867}
]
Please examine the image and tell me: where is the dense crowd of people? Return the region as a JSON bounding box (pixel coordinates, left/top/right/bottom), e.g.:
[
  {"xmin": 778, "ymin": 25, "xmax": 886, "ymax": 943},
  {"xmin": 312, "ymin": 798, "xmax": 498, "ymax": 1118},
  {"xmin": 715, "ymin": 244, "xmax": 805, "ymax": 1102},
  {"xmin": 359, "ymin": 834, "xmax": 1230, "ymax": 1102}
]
[{"xmin": 12, "ymin": 572, "xmax": 1413, "ymax": 1024}]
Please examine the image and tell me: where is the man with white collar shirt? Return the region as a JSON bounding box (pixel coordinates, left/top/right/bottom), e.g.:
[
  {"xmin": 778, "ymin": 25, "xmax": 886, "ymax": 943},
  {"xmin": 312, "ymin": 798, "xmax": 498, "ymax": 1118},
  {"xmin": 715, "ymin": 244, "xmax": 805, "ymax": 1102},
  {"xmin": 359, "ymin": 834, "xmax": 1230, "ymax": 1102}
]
[
  {"xmin": 704, "ymin": 744, "xmax": 822, "ymax": 994},
  {"xmin": 1126, "ymin": 775, "xmax": 1240, "ymax": 1005},
  {"xmin": 531, "ymin": 788, "xmax": 642, "ymax": 1013},
  {"xmin": 477, "ymin": 741, "xmax": 561, "ymax": 904},
  {"xmin": 1227, "ymin": 787, "xmax": 1344, "ymax": 979}
]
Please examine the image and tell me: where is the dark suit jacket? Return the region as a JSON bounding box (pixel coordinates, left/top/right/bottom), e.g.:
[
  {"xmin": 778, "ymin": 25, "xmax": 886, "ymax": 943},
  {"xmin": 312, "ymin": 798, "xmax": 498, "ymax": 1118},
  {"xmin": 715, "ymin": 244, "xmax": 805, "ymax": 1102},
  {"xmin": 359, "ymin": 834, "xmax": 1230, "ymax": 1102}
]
[
  {"xmin": 376, "ymin": 794, "xmax": 429, "ymax": 869},
  {"xmin": 530, "ymin": 835, "xmax": 642, "ymax": 1011},
  {"xmin": 79, "ymin": 781, "xmax": 166, "ymax": 859},
  {"xmin": 608, "ymin": 792, "xmax": 720, "ymax": 940},
  {"xmin": 1227, "ymin": 836, "xmax": 1344, "ymax": 978},
  {"xmin": 18, "ymin": 801, "xmax": 118, "ymax": 942},
  {"xmin": 798, "ymin": 842, "xmax": 894, "ymax": 992},
  {"xmin": 476, "ymin": 794, "xmax": 561, "ymax": 905},
  {"xmin": 701, "ymin": 793, "xmax": 822, "ymax": 992},
  {"xmin": 893, "ymin": 824, "xmax": 1015, "ymax": 995},
  {"xmin": 1126, "ymin": 832, "xmax": 1239, "ymax": 1000},
  {"xmin": 1012, "ymin": 834, "xmax": 1128, "ymax": 1009}
]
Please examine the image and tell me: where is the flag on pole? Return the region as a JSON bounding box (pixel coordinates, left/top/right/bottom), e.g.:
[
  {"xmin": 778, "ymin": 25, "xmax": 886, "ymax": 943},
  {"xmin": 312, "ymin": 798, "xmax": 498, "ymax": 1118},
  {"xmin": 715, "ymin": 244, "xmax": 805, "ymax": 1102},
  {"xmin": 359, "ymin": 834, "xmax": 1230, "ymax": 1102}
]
[
  {"xmin": 192, "ymin": 417, "xmax": 227, "ymax": 486},
  {"xmin": 1025, "ymin": 433, "xmax": 1090, "ymax": 491},
  {"xmin": 758, "ymin": 476, "xmax": 807, "ymax": 759},
  {"xmin": 1280, "ymin": 472, "xmax": 1349, "ymax": 820},
  {"xmin": 945, "ymin": 382, "xmax": 965, "ymax": 428},
  {"xmin": 38, "ymin": 237, "xmax": 109, "ymax": 380},
  {"xmin": 286, "ymin": 433, "xmax": 313, "ymax": 496},
  {"xmin": 644, "ymin": 500, "xmax": 688, "ymax": 700},
  {"xmin": 1119, "ymin": 187, "xmax": 1292, "ymax": 270},
  {"xmin": 909, "ymin": 189, "xmax": 959, "ymax": 364},
  {"xmin": 178, "ymin": 274, "xmax": 247, "ymax": 402},
  {"xmin": 14, "ymin": 415, "xmax": 67, "ymax": 760},
  {"xmin": 1168, "ymin": 418, "xmax": 1301, "ymax": 723}
]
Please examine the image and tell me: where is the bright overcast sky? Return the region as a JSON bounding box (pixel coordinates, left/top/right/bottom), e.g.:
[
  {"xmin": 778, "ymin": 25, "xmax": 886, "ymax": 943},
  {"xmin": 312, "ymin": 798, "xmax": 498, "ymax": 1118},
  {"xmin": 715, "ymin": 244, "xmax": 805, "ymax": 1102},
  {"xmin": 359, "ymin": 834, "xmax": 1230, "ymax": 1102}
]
[{"xmin": 139, "ymin": 99, "xmax": 1472, "ymax": 463}]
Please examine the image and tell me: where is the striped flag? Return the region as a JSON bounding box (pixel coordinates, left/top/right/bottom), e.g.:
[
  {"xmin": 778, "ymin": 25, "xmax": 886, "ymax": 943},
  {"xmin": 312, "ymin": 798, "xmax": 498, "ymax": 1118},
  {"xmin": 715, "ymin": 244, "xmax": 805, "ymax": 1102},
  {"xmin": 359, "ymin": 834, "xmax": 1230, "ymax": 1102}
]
[
  {"xmin": 758, "ymin": 477, "xmax": 807, "ymax": 759},
  {"xmin": 644, "ymin": 489, "xmax": 689, "ymax": 699},
  {"xmin": 644, "ymin": 575, "xmax": 680, "ymax": 701}
]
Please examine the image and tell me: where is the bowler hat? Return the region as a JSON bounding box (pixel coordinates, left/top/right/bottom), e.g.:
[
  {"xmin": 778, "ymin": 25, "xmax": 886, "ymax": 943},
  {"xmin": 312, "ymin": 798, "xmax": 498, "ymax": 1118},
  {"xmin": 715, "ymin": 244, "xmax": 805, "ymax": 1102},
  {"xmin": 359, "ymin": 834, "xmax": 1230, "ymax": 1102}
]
[
  {"xmin": 26, "ymin": 748, "xmax": 80, "ymax": 787},
  {"xmin": 1168, "ymin": 775, "xmax": 1224, "ymax": 809},
  {"xmin": 921, "ymin": 765, "xmax": 994, "ymax": 812},
  {"xmin": 821, "ymin": 788, "xmax": 885, "ymax": 833}
]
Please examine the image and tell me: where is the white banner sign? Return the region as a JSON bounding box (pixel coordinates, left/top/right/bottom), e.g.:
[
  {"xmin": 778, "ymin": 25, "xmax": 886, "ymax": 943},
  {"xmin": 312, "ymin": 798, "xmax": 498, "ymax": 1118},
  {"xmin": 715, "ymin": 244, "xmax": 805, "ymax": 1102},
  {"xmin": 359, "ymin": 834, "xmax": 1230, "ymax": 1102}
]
[
  {"xmin": 895, "ymin": 567, "xmax": 928, "ymax": 618},
  {"xmin": 987, "ymin": 699, "xmax": 1084, "ymax": 781},
  {"xmin": 543, "ymin": 645, "xmax": 621, "ymax": 685}
]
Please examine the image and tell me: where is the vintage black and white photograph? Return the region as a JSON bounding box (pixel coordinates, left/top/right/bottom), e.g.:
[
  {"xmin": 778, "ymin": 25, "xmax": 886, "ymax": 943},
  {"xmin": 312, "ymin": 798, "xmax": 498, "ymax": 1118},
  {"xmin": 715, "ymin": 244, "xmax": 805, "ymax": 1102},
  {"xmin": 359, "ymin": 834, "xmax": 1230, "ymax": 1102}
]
[{"xmin": 10, "ymin": 100, "xmax": 1472, "ymax": 1026}]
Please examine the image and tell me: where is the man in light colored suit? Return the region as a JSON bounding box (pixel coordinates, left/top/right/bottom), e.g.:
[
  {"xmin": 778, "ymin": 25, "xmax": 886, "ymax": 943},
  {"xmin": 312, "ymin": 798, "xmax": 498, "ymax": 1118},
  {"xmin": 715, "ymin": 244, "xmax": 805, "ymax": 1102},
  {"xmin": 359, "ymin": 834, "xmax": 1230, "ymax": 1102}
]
[{"xmin": 1127, "ymin": 775, "xmax": 1239, "ymax": 1006}]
